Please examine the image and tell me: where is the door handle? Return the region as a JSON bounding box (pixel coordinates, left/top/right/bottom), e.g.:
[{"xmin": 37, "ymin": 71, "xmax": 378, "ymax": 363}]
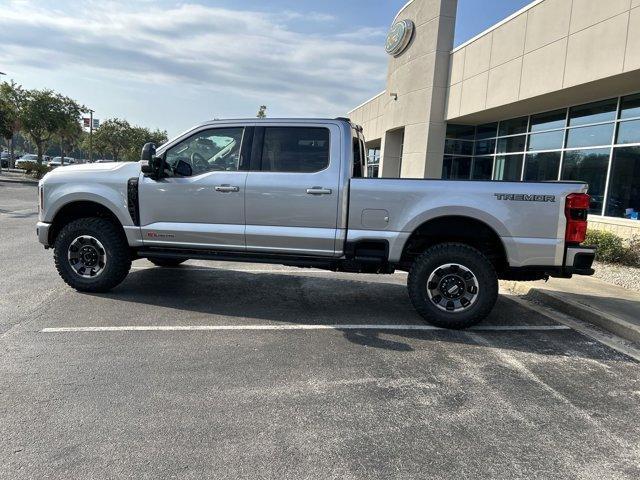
[
  {"xmin": 215, "ymin": 185, "xmax": 240, "ymax": 193},
  {"xmin": 306, "ymin": 187, "xmax": 332, "ymax": 195}
]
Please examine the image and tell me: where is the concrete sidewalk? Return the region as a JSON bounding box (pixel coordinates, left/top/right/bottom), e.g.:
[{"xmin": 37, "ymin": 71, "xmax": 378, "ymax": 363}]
[{"xmin": 502, "ymin": 276, "xmax": 640, "ymax": 344}]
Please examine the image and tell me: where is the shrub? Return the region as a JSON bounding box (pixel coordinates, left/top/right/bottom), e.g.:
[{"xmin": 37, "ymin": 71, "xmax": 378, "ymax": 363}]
[
  {"xmin": 626, "ymin": 235, "xmax": 640, "ymax": 268},
  {"xmin": 19, "ymin": 161, "xmax": 51, "ymax": 179},
  {"xmin": 584, "ymin": 229, "xmax": 627, "ymax": 264}
]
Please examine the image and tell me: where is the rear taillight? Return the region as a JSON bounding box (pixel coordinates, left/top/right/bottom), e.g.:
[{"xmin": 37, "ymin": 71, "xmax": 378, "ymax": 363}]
[
  {"xmin": 565, "ymin": 193, "xmax": 589, "ymax": 244},
  {"xmin": 39, "ymin": 186, "xmax": 43, "ymax": 211}
]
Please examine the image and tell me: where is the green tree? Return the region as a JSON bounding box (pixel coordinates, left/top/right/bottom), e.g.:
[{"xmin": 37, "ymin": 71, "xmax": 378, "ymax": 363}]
[
  {"xmin": 0, "ymin": 80, "xmax": 25, "ymax": 169},
  {"xmin": 123, "ymin": 125, "xmax": 168, "ymax": 161},
  {"xmin": 92, "ymin": 119, "xmax": 168, "ymax": 162},
  {"xmin": 257, "ymin": 105, "xmax": 267, "ymax": 118},
  {"xmin": 53, "ymin": 120, "xmax": 83, "ymax": 164},
  {"xmin": 20, "ymin": 89, "xmax": 84, "ymax": 163},
  {"xmin": 92, "ymin": 118, "xmax": 131, "ymax": 162}
]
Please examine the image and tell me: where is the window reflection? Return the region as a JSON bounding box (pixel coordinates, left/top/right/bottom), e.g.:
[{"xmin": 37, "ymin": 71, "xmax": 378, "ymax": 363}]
[
  {"xmin": 569, "ymin": 99, "xmax": 617, "ymax": 126},
  {"xmin": 561, "ymin": 148, "xmax": 610, "ymax": 214},
  {"xmin": 494, "ymin": 154, "xmax": 523, "ymax": 181},
  {"xmin": 524, "ymin": 152, "xmax": 561, "ymax": 181},
  {"xmin": 616, "ymin": 120, "xmax": 640, "ymax": 145},
  {"xmin": 530, "ymin": 110, "xmax": 566, "ymax": 132},
  {"xmin": 620, "ymin": 94, "xmax": 640, "ymax": 120},
  {"xmin": 605, "ymin": 147, "xmax": 640, "ymax": 219},
  {"xmin": 566, "ymin": 123, "xmax": 614, "ymax": 148}
]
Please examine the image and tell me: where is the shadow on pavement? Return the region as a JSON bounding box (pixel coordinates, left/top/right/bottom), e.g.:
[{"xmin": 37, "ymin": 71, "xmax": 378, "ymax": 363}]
[{"xmin": 78, "ymin": 265, "xmax": 633, "ymax": 361}]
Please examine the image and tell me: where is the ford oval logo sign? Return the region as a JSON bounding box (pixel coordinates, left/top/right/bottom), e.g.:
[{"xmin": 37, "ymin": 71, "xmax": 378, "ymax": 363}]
[{"xmin": 385, "ymin": 19, "xmax": 414, "ymax": 57}]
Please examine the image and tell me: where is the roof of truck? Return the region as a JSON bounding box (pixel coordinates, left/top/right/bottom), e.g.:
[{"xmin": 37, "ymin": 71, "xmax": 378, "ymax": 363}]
[{"xmin": 204, "ymin": 117, "xmax": 352, "ymax": 123}]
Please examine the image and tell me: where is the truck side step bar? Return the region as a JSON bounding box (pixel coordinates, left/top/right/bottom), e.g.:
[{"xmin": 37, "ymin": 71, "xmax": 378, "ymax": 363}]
[{"xmin": 136, "ymin": 248, "xmax": 336, "ymax": 269}]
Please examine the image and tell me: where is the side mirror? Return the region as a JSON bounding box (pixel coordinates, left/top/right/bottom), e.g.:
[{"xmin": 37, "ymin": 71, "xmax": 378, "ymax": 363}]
[
  {"xmin": 141, "ymin": 143, "xmax": 156, "ymax": 175},
  {"xmin": 141, "ymin": 142, "xmax": 156, "ymax": 162}
]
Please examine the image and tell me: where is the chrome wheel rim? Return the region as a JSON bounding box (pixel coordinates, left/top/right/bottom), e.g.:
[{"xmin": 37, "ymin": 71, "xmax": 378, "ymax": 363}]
[
  {"xmin": 67, "ymin": 235, "xmax": 107, "ymax": 278},
  {"xmin": 426, "ymin": 263, "xmax": 479, "ymax": 313}
]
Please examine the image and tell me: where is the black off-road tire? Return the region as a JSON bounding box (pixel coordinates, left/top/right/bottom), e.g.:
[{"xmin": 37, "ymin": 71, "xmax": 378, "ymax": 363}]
[
  {"xmin": 147, "ymin": 257, "xmax": 187, "ymax": 267},
  {"xmin": 407, "ymin": 243, "xmax": 498, "ymax": 329},
  {"xmin": 53, "ymin": 217, "xmax": 131, "ymax": 293}
]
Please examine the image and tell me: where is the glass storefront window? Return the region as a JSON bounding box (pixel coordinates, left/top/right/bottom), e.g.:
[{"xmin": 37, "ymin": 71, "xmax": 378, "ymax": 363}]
[
  {"xmin": 366, "ymin": 148, "xmax": 380, "ymax": 178},
  {"xmin": 442, "ymin": 92, "xmax": 640, "ymax": 217},
  {"xmin": 569, "ymin": 98, "xmax": 617, "ymax": 126},
  {"xmin": 530, "ymin": 109, "xmax": 566, "ymax": 132},
  {"xmin": 566, "ymin": 123, "xmax": 614, "ymax": 148},
  {"xmin": 476, "ymin": 123, "xmax": 498, "ymax": 139},
  {"xmin": 474, "ymin": 139, "xmax": 496, "ymax": 156},
  {"xmin": 605, "ymin": 147, "xmax": 640, "ymax": 219},
  {"xmin": 498, "ymin": 117, "xmax": 528, "ymax": 136},
  {"xmin": 471, "ymin": 157, "xmax": 493, "ymax": 179},
  {"xmin": 445, "ymin": 139, "xmax": 474, "ymax": 156},
  {"xmin": 528, "ymin": 130, "xmax": 564, "ymax": 151},
  {"xmin": 442, "ymin": 156, "xmax": 471, "ymax": 180},
  {"xmin": 616, "ymin": 119, "xmax": 640, "ymax": 145},
  {"xmin": 445, "ymin": 124, "xmax": 475, "ymax": 140},
  {"xmin": 497, "ymin": 135, "xmax": 526, "ymax": 153},
  {"xmin": 561, "ymin": 148, "xmax": 610, "ymax": 214},
  {"xmin": 494, "ymin": 154, "xmax": 523, "ymax": 181},
  {"xmin": 524, "ymin": 152, "xmax": 561, "ymax": 181},
  {"xmin": 620, "ymin": 93, "xmax": 640, "ymax": 120}
]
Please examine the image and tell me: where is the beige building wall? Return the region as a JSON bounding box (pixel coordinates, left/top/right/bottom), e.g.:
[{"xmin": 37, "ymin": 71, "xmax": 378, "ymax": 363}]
[
  {"xmin": 447, "ymin": 0, "xmax": 640, "ymax": 124},
  {"xmin": 349, "ymin": 0, "xmax": 457, "ymax": 178}
]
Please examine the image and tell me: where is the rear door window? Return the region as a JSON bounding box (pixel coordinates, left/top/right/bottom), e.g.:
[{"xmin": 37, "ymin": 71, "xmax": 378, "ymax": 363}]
[{"xmin": 260, "ymin": 127, "xmax": 329, "ymax": 173}]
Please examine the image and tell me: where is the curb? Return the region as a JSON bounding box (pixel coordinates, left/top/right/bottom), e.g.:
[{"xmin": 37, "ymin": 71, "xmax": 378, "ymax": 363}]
[
  {"xmin": 0, "ymin": 177, "xmax": 38, "ymax": 186},
  {"xmin": 501, "ymin": 281, "xmax": 640, "ymax": 345}
]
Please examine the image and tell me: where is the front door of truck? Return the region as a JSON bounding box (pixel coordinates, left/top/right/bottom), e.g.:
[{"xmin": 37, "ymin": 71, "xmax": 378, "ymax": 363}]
[
  {"xmin": 244, "ymin": 124, "xmax": 341, "ymax": 256},
  {"xmin": 138, "ymin": 126, "xmax": 251, "ymax": 250}
]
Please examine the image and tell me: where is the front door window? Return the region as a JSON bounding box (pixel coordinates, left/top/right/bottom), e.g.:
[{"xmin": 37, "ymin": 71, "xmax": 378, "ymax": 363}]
[{"xmin": 165, "ymin": 128, "xmax": 244, "ymax": 176}]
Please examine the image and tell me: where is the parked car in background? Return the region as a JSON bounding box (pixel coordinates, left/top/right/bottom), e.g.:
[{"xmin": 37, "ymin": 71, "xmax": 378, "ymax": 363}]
[
  {"xmin": 49, "ymin": 157, "xmax": 75, "ymax": 168},
  {"xmin": 15, "ymin": 154, "xmax": 40, "ymax": 168},
  {"xmin": 1, "ymin": 152, "xmax": 9, "ymax": 168}
]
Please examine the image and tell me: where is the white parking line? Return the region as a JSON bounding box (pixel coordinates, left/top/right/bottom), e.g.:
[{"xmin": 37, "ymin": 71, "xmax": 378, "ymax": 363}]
[{"xmin": 42, "ymin": 324, "xmax": 571, "ymax": 333}]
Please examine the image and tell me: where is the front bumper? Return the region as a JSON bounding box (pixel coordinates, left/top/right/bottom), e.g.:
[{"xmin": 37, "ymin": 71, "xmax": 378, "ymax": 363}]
[{"xmin": 36, "ymin": 221, "xmax": 51, "ymax": 247}]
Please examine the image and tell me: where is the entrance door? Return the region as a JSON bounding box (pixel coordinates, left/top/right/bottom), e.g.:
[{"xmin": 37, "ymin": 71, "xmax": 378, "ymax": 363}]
[
  {"xmin": 244, "ymin": 124, "xmax": 341, "ymax": 256},
  {"xmin": 138, "ymin": 126, "xmax": 249, "ymax": 250}
]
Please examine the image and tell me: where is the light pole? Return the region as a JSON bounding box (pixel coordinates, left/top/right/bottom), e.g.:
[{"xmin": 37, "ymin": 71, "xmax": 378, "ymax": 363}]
[
  {"xmin": 0, "ymin": 72, "xmax": 5, "ymax": 174},
  {"xmin": 87, "ymin": 108, "xmax": 94, "ymax": 163}
]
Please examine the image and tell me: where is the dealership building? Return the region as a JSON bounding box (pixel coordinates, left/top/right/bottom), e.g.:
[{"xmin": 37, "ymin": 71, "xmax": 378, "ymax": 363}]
[{"xmin": 348, "ymin": 0, "xmax": 640, "ymax": 237}]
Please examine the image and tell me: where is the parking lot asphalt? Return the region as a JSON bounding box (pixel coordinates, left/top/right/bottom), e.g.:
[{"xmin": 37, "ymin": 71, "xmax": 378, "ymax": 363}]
[{"xmin": 1, "ymin": 181, "xmax": 640, "ymax": 479}]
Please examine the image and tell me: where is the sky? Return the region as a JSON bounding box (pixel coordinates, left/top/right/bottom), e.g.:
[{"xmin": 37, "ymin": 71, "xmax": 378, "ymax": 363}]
[{"xmin": 0, "ymin": 0, "xmax": 532, "ymax": 137}]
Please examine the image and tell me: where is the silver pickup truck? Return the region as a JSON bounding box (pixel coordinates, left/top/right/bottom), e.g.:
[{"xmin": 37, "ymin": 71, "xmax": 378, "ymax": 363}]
[{"xmin": 36, "ymin": 118, "xmax": 595, "ymax": 329}]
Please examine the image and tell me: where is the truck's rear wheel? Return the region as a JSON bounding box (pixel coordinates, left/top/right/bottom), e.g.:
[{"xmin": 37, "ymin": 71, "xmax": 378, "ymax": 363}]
[
  {"xmin": 147, "ymin": 257, "xmax": 187, "ymax": 267},
  {"xmin": 407, "ymin": 243, "xmax": 498, "ymax": 329},
  {"xmin": 54, "ymin": 217, "xmax": 131, "ymax": 292}
]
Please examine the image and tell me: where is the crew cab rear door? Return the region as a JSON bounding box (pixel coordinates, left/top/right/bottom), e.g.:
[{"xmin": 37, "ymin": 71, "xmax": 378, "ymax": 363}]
[
  {"xmin": 138, "ymin": 126, "xmax": 252, "ymax": 250},
  {"xmin": 244, "ymin": 123, "xmax": 342, "ymax": 256}
]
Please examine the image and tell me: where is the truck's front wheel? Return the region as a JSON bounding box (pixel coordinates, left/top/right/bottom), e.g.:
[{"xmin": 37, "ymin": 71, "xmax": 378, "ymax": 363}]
[
  {"xmin": 53, "ymin": 217, "xmax": 131, "ymax": 293},
  {"xmin": 407, "ymin": 243, "xmax": 498, "ymax": 329}
]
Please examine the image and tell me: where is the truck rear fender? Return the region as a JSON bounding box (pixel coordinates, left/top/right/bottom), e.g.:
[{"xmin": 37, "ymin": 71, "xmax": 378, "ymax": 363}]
[{"xmin": 396, "ymin": 209, "xmax": 510, "ymax": 271}]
